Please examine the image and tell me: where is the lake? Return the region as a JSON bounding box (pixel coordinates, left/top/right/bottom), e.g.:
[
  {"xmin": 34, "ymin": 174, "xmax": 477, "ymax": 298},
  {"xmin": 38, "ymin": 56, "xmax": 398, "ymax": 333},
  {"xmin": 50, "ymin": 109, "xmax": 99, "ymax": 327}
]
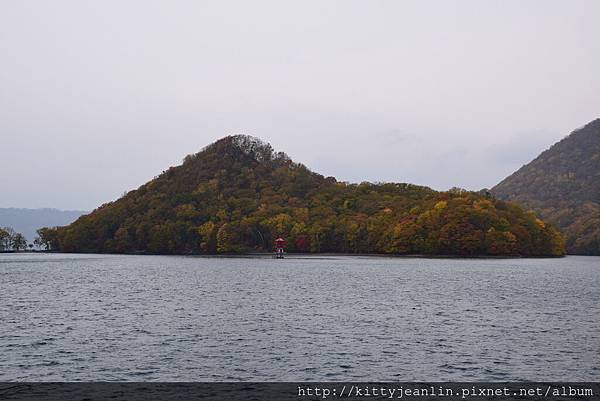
[{"xmin": 1, "ymin": 253, "xmax": 599, "ymax": 381}]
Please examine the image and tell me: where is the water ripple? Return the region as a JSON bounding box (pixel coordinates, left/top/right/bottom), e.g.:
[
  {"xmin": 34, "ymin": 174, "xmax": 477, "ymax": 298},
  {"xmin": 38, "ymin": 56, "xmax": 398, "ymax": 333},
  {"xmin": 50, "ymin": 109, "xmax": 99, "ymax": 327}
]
[{"xmin": 0, "ymin": 253, "xmax": 599, "ymax": 381}]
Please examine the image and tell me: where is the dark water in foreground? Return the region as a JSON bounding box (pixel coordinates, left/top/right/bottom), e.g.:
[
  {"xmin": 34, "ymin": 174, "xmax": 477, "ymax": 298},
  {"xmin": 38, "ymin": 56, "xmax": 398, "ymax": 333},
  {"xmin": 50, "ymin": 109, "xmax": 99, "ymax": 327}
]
[{"xmin": 1, "ymin": 253, "xmax": 599, "ymax": 381}]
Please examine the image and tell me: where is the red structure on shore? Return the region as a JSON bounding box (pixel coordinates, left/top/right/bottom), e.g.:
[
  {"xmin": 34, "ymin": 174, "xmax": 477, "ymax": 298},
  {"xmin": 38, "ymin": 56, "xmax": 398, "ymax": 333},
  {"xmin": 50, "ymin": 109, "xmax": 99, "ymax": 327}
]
[{"xmin": 274, "ymin": 237, "xmax": 286, "ymax": 259}]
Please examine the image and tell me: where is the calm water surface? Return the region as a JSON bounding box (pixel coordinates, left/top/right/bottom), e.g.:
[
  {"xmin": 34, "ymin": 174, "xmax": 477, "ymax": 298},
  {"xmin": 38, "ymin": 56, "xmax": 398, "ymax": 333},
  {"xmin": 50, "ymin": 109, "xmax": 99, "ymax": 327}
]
[{"xmin": 1, "ymin": 253, "xmax": 599, "ymax": 381}]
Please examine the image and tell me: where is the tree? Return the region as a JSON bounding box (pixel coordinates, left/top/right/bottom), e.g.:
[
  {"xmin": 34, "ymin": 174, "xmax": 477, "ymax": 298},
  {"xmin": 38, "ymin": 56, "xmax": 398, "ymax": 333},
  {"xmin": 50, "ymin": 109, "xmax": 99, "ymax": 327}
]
[
  {"xmin": 0, "ymin": 228, "xmax": 9, "ymax": 251},
  {"xmin": 216, "ymin": 223, "xmax": 235, "ymax": 253},
  {"xmin": 112, "ymin": 227, "xmax": 131, "ymax": 253},
  {"xmin": 35, "ymin": 227, "xmax": 59, "ymax": 251},
  {"xmin": 1, "ymin": 227, "xmax": 15, "ymax": 250},
  {"xmin": 11, "ymin": 233, "xmax": 27, "ymax": 251},
  {"xmin": 197, "ymin": 221, "xmax": 216, "ymax": 253}
]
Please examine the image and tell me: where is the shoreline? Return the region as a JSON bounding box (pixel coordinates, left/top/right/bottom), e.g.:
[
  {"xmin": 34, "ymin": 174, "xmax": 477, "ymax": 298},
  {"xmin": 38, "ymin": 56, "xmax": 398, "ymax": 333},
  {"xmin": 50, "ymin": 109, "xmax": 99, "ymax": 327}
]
[{"xmin": 0, "ymin": 250, "xmax": 569, "ymax": 259}]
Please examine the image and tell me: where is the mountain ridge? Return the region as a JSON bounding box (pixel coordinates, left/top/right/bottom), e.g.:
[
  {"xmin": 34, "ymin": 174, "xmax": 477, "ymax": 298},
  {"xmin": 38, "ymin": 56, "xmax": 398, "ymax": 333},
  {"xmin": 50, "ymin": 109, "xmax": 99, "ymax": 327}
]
[{"xmin": 492, "ymin": 118, "xmax": 600, "ymax": 254}]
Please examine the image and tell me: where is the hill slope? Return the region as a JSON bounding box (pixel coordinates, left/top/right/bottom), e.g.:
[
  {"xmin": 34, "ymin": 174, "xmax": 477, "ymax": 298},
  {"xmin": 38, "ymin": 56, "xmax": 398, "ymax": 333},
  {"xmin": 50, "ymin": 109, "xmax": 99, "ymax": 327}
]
[
  {"xmin": 492, "ymin": 118, "xmax": 600, "ymax": 254},
  {"xmin": 0, "ymin": 208, "xmax": 86, "ymax": 243},
  {"xmin": 43, "ymin": 135, "xmax": 564, "ymax": 256}
]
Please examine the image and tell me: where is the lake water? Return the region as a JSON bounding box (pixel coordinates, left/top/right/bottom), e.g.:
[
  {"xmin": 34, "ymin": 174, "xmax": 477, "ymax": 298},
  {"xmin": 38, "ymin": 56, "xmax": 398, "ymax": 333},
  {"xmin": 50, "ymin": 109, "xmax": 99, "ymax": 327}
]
[{"xmin": 1, "ymin": 253, "xmax": 599, "ymax": 381}]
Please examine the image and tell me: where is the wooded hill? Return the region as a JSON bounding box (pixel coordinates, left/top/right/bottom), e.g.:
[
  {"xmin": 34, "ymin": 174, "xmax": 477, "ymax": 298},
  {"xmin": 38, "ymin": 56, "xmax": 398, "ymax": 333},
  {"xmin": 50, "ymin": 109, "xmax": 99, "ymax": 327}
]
[
  {"xmin": 493, "ymin": 118, "xmax": 600, "ymax": 255},
  {"xmin": 42, "ymin": 135, "xmax": 564, "ymax": 256}
]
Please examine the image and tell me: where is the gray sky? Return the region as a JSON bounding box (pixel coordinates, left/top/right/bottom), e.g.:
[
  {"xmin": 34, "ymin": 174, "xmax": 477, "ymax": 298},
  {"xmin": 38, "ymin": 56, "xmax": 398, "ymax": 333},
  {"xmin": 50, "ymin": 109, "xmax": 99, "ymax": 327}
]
[{"xmin": 1, "ymin": 0, "xmax": 599, "ymax": 210}]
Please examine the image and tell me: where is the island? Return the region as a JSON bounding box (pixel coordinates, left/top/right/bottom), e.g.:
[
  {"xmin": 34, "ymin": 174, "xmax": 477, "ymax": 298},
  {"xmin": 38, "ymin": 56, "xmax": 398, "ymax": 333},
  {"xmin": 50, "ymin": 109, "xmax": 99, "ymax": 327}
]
[{"xmin": 37, "ymin": 135, "xmax": 564, "ymax": 257}]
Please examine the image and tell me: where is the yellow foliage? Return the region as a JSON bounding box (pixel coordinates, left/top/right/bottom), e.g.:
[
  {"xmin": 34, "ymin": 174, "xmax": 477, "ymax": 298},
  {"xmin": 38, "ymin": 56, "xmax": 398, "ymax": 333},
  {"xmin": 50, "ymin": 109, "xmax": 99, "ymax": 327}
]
[
  {"xmin": 434, "ymin": 201, "xmax": 447, "ymax": 210},
  {"xmin": 216, "ymin": 209, "xmax": 228, "ymax": 221},
  {"xmin": 193, "ymin": 183, "xmax": 208, "ymax": 194},
  {"xmin": 503, "ymin": 231, "xmax": 517, "ymax": 243},
  {"xmin": 474, "ymin": 199, "xmax": 493, "ymax": 210}
]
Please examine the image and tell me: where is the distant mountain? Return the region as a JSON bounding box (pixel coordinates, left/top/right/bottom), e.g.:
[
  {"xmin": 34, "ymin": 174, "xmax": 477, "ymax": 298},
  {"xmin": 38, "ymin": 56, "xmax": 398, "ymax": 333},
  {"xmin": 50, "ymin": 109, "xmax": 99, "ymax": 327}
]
[
  {"xmin": 0, "ymin": 208, "xmax": 86, "ymax": 243},
  {"xmin": 492, "ymin": 118, "xmax": 600, "ymax": 254},
  {"xmin": 41, "ymin": 135, "xmax": 563, "ymax": 256}
]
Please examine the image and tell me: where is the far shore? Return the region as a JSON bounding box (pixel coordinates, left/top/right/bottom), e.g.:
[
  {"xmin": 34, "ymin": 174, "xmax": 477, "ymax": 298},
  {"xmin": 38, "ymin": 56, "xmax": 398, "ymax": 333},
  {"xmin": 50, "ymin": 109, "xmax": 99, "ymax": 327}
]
[{"xmin": 0, "ymin": 250, "xmax": 569, "ymax": 259}]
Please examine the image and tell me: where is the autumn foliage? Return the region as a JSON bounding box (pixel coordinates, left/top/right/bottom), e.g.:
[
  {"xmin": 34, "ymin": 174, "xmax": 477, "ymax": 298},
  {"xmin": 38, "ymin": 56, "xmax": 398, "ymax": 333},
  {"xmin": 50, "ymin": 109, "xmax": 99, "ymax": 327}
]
[
  {"xmin": 42, "ymin": 135, "xmax": 564, "ymax": 256},
  {"xmin": 493, "ymin": 118, "xmax": 600, "ymax": 255}
]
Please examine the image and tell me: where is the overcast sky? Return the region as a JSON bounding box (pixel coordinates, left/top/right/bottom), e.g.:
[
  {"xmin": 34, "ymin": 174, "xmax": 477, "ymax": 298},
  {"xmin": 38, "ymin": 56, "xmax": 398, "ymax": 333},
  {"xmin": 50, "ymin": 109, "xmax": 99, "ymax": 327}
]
[{"xmin": 1, "ymin": 1, "xmax": 599, "ymax": 210}]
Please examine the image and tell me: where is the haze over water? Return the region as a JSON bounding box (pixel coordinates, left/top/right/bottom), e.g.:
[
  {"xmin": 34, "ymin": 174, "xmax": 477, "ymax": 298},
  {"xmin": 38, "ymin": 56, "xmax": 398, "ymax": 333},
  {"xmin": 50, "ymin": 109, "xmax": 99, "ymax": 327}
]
[{"xmin": 1, "ymin": 253, "xmax": 599, "ymax": 381}]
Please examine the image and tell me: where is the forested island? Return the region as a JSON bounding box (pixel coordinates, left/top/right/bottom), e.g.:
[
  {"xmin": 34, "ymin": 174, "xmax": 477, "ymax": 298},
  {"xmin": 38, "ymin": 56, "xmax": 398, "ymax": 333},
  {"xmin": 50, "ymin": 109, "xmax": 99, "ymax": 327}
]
[{"xmin": 37, "ymin": 135, "xmax": 564, "ymax": 256}]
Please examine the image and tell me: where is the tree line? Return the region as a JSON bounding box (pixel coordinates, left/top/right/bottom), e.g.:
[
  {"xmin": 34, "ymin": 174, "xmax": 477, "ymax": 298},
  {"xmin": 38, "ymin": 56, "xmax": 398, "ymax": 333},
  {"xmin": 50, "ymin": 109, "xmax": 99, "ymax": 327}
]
[
  {"xmin": 0, "ymin": 227, "xmax": 57, "ymax": 251},
  {"xmin": 0, "ymin": 227, "xmax": 29, "ymax": 251}
]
